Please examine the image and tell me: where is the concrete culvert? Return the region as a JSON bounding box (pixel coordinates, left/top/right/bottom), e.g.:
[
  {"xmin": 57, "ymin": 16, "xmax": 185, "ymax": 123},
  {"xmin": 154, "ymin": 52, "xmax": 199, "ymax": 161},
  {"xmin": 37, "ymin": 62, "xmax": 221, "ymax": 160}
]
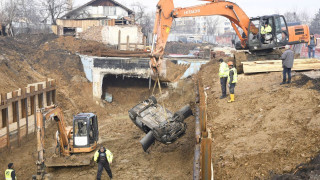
[{"xmin": 101, "ymin": 74, "xmax": 167, "ymax": 104}]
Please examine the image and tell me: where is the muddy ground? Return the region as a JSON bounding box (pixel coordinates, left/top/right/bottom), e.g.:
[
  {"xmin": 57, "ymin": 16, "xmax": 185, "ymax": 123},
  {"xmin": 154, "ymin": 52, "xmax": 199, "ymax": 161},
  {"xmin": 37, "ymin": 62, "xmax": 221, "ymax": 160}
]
[
  {"xmin": 199, "ymin": 60, "xmax": 320, "ymax": 179},
  {"xmin": 0, "ymin": 34, "xmax": 196, "ymax": 180}
]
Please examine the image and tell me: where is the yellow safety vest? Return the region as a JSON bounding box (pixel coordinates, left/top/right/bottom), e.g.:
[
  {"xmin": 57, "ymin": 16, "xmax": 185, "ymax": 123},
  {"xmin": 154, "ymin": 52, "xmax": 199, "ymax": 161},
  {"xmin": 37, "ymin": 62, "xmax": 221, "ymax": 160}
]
[
  {"xmin": 308, "ymin": 37, "xmax": 317, "ymax": 46},
  {"xmin": 261, "ymin": 25, "xmax": 272, "ymax": 35},
  {"xmin": 228, "ymin": 67, "xmax": 238, "ymax": 83},
  {"xmin": 219, "ymin": 62, "xmax": 229, "ymax": 78},
  {"xmin": 5, "ymin": 169, "xmax": 15, "ymax": 180},
  {"xmin": 94, "ymin": 149, "xmax": 113, "ymax": 163}
]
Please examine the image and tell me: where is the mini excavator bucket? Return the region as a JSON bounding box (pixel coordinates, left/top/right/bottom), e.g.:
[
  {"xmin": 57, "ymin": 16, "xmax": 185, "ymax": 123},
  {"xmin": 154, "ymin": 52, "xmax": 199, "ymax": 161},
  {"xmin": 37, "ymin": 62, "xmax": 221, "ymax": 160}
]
[{"xmin": 46, "ymin": 152, "xmax": 94, "ymax": 167}]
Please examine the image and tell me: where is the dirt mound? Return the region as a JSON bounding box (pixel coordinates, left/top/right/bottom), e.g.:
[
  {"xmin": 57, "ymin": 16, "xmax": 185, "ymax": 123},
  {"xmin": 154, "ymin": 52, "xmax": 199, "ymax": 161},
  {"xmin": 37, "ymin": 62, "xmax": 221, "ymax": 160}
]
[
  {"xmin": 295, "ymin": 74, "xmax": 320, "ymax": 92},
  {"xmin": 272, "ymin": 154, "xmax": 320, "ymax": 179},
  {"xmin": 165, "ymin": 41, "xmax": 217, "ymax": 55},
  {"xmin": 197, "ymin": 60, "xmax": 320, "ymax": 179}
]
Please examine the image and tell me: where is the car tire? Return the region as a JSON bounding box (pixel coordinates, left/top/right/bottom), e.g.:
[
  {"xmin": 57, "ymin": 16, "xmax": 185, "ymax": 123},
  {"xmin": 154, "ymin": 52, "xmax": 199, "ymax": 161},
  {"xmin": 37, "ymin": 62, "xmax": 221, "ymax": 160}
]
[
  {"xmin": 149, "ymin": 96, "xmax": 157, "ymax": 104},
  {"xmin": 128, "ymin": 109, "xmax": 138, "ymax": 120}
]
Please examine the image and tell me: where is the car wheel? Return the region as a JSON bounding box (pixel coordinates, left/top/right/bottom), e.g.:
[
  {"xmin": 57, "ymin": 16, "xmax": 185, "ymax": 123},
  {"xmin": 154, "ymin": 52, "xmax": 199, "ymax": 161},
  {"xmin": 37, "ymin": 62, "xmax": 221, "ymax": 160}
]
[
  {"xmin": 149, "ymin": 95, "xmax": 157, "ymax": 104},
  {"xmin": 128, "ymin": 109, "xmax": 138, "ymax": 120}
]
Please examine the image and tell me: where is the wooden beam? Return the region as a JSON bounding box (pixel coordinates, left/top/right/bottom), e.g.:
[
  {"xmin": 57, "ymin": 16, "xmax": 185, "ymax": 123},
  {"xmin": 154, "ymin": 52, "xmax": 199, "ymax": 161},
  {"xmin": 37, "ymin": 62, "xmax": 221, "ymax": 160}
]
[
  {"xmin": 242, "ymin": 59, "xmax": 320, "ymax": 74},
  {"xmin": 16, "ymin": 101, "xmax": 20, "ymax": 146},
  {"xmin": 118, "ymin": 30, "xmax": 121, "ymax": 50},
  {"xmin": 5, "ymin": 108, "xmax": 10, "ymax": 150},
  {"xmin": 126, "ymin": 35, "xmax": 129, "ymax": 51},
  {"xmin": 25, "ymin": 98, "xmax": 28, "ymax": 138}
]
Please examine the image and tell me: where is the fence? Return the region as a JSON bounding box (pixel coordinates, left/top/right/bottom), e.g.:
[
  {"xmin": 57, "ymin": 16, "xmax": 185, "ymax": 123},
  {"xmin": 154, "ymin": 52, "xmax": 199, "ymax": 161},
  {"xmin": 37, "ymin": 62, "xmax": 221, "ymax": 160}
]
[
  {"xmin": 194, "ymin": 78, "xmax": 213, "ymax": 180},
  {"xmin": 0, "ymin": 80, "xmax": 56, "ymax": 150},
  {"xmin": 12, "ymin": 22, "xmax": 52, "ymax": 35},
  {"xmin": 117, "ymin": 30, "xmax": 147, "ymax": 51}
]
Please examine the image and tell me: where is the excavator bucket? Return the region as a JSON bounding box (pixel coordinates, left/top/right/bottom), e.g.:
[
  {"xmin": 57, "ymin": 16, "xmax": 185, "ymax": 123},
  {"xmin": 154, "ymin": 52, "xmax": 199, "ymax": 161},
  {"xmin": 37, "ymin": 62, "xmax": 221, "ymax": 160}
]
[
  {"xmin": 46, "ymin": 153, "xmax": 93, "ymax": 167},
  {"xmin": 151, "ymin": 60, "xmax": 190, "ymax": 82}
]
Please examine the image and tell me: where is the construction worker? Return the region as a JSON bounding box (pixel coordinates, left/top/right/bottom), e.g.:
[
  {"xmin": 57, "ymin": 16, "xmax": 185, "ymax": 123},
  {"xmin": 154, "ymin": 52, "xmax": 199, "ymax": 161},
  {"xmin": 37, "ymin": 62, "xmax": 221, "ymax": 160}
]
[
  {"xmin": 5, "ymin": 163, "xmax": 16, "ymax": 180},
  {"xmin": 308, "ymin": 33, "xmax": 318, "ymax": 58},
  {"xmin": 261, "ymin": 22, "xmax": 272, "ymax": 35},
  {"xmin": 280, "ymin": 46, "xmax": 294, "ymax": 85},
  {"xmin": 261, "ymin": 22, "xmax": 272, "ymax": 43},
  {"xmin": 219, "ymin": 59, "xmax": 229, "ymax": 99},
  {"xmin": 227, "ymin": 61, "xmax": 237, "ymax": 103},
  {"xmin": 94, "ymin": 146, "xmax": 113, "ymax": 180}
]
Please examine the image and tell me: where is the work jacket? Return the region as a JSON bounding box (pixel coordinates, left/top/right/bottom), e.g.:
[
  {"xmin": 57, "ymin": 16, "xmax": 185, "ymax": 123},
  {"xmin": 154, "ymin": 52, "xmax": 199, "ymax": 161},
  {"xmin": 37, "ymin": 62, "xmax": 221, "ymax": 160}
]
[
  {"xmin": 261, "ymin": 25, "xmax": 272, "ymax": 35},
  {"xmin": 228, "ymin": 67, "xmax": 238, "ymax": 84},
  {"xmin": 5, "ymin": 169, "xmax": 16, "ymax": 180},
  {"xmin": 308, "ymin": 36, "xmax": 318, "ymax": 47},
  {"xmin": 281, "ymin": 49, "xmax": 294, "ymax": 68},
  {"xmin": 94, "ymin": 149, "xmax": 113, "ymax": 163},
  {"xmin": 219, "ymin": 62, "xmax": 229, "ymax": 78}
]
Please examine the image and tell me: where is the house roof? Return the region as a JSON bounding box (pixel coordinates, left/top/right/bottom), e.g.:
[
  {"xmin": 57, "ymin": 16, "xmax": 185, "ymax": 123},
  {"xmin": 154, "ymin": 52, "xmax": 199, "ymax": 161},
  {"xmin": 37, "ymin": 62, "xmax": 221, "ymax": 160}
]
[{"xmin": 62, "ymin": 0, "xmax": 134, "ymax": 19}]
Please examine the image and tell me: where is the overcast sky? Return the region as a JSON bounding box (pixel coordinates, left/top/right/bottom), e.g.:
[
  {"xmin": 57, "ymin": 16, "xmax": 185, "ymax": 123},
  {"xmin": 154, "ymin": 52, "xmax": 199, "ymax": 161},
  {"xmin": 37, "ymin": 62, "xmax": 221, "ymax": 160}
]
[{"xmin": 74, "ymin": 0, "xmax": 319, "ymax": 17}]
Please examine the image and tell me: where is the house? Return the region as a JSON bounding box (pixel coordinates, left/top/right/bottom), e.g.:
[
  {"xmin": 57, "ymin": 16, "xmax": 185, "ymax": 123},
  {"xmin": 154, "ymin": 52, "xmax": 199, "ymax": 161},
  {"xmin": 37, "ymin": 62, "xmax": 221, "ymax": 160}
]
[
  {"xmin": 61, "ymin": 0, "xmax": 135, "ymax": 24},
  {"xmin": 53, "ymin": 0, "xmax": 145, "ymax": 50}
]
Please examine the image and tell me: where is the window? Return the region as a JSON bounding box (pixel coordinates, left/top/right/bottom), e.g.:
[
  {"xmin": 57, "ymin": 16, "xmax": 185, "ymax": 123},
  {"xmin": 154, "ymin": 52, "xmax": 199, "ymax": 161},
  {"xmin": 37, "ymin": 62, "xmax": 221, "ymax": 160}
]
[{"xmin": 103, "ymin": 6, "xmax": 116, "ymax": 16}]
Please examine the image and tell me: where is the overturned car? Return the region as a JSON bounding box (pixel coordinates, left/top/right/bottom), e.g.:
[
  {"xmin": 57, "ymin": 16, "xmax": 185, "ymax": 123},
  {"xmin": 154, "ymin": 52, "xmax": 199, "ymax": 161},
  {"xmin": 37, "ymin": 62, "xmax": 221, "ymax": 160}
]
[{"xmin": 128, "ymin": 96, "xmax": 192, "ymax": 151}]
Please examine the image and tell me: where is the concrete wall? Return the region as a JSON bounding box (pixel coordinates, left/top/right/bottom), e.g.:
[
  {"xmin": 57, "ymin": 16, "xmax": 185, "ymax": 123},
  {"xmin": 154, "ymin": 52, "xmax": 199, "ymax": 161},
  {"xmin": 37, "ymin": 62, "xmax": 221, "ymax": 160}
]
[
  {"xmin": 102, "ymin": 25, "xmax": 143, "ymax": 45},
  {"xmin": 79, "ymin": 25, "xmax": 144, "ymax": 49},
  {"xmin": 78, "ymin": 56, "xmax": 150, "ymax": 99}
]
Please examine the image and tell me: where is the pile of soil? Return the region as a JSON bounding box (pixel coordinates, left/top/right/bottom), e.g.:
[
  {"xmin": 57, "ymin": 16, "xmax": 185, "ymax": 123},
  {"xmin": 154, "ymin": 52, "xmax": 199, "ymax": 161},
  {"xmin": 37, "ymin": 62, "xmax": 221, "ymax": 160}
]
[
  {"xmin": 197, "ymin": 60, "xmax": 320, "ymax": 179},
  {"xmin": 165, "ymin": 41, "xmax": 216, "ymax": 55},
  {"xmin": 295, "ymin": 74, "xmax": 320, "ymax": 92}
]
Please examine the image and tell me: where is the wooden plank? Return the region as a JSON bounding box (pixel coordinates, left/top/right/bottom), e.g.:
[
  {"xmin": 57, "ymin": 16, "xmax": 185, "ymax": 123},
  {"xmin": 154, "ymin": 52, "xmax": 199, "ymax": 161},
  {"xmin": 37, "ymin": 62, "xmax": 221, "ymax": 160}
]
[
  {"xmin": 118, "ymin": 30, "xmax": 121, "ymax": 50},
  {"xmin": 16, "ymin": 101, "xmax": 20, "ymax": 146},
  {"xmin": 33, "ymin": 95, "xmax": 36, "ymax": 134},
  {"xmin": 5, "ymin": 108, "xmax": 10, "ymax": 150},
  {"xmin": 25, "ymin": 98, "xmax": 28, "ymax": 138},
  {"xmin": 242, "ymin": 59, "xmax": 320, "ymax": 74},
  {"xmin": 126, "ymin": 35, "xmax": 130, "ymax": 51}
]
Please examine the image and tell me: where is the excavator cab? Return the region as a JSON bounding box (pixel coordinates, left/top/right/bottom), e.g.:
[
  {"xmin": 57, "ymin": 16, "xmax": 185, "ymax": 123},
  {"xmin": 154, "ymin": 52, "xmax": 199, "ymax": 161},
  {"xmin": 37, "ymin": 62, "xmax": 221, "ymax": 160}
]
[
  {"xmin": 247, "ymin": 15, "xmax": 289, "ymax": 51},
  {"xmin": 73, "ymin": 113, "xmax": 99, "ymax": 149}
]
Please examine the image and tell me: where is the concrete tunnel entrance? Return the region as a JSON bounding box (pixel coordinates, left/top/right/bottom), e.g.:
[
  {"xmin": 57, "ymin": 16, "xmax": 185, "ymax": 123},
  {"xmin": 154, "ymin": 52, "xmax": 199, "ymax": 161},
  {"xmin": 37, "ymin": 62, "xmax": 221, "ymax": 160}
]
[{"xmin": 101, "ymin": 74, "xmax": 167, "ymax": 104}]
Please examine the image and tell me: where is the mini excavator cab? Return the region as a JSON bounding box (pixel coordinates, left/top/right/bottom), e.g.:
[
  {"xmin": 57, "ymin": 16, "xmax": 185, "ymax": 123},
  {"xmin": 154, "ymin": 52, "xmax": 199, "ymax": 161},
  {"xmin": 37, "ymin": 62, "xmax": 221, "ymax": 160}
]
[
  {"xmin": 247, "ymin": 15, "xmax": 289, "ymax": 51},
  {"xmin": 73, "ymin": 113, "xmax": 99, "ymax": 149}
]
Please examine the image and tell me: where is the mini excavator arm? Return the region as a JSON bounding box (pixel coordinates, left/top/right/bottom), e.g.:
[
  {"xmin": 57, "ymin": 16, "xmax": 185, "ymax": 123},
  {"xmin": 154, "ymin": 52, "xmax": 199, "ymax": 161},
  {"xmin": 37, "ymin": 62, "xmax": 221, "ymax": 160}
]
[
  {"xmin": 42, "ymin": 106, "xmax": 71, "ymax": 156},
  {"xmin": 150, "ymin": 0, "xmax": 252, "ymax": 79}
]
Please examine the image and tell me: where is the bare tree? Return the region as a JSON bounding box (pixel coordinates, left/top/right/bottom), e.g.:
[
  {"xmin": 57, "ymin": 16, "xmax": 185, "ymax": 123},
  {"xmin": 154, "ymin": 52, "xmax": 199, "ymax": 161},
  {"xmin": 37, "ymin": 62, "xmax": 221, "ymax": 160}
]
[
  {"xmin": 130, "ymin": 2, "xmax": 154, "ymax": 38},
  {"xmin": 284, "ymin": 12, "xmax": 300, "ymax": 23},
  {"xmin": 283, "ymin": 9, "xmax": 310, "ymax": 25},
  {"xmin": 38, "ymin": 0, "xmax": 70, "ymax": 25},
  {"xmin": 206, "ymin": 16, "xmax": 220, "ymax": 36},
  {"xmin": 131, "ymin": 2, "xmax": 146, "ymax": 23},
  {"xmin": 310, "ymin": 9, "xmax": 320, "ymax": 34},
  {"xmin": 17, "ymin": 0, "xmax": 42, "ymax": 24},
  {"xmin": 1, "ymin": 0, "xmax": 20, "ymax": 36}
]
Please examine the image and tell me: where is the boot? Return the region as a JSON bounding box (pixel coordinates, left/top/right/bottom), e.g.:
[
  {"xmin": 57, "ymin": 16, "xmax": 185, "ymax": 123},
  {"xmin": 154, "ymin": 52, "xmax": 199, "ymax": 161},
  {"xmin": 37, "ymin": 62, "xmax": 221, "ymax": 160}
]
[
  {"xmin": 228, "ymin": 94, "xmax": 235, "ymax": 103},
  {"xmin": 220, "ymin": 95, "xmax": 227, "ymax": 99},
  {"xmin": 280, "ymin": 81, "xmax": 286, "ymax": 85},
  {"xmin": 287, "ymin": 78, "xmax": 291, "ymax": 84}
]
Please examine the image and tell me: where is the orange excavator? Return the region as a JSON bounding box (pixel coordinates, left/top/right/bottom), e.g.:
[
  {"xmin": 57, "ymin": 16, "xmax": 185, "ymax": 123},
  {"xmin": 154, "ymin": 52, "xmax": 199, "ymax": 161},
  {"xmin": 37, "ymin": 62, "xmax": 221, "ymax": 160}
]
[
  {"xmin": 33, "ymin": 106, "xmax": 99, "ymax": 179},
  {"xmin": 150, "ymin": 0, "xmax": 310, "ymax": 80}
]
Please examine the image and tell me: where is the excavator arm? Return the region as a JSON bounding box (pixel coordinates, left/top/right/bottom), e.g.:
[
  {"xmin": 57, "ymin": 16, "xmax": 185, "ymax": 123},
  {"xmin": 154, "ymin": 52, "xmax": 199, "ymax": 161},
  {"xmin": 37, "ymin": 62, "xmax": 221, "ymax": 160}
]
[
  {"xmin": 42, "ymin": 105, "xmax": 71, "ymax": 156},
  {"xmin": 150, "ymin": 0, "xmax": 252, "ymax": 80}
]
